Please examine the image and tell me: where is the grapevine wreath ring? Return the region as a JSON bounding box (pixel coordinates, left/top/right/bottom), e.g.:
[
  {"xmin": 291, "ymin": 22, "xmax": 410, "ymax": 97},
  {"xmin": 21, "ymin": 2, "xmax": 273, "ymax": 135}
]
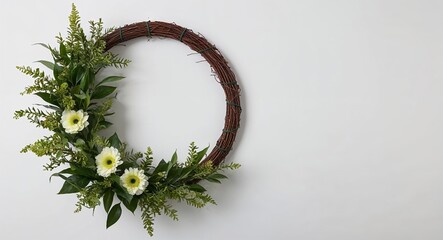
[
  {"xmin": 15, "ymin": 5, "xmax": 241, "ymax": 237},
  {"xmin": 104, "ymin": 20, "xmax": 242, "ymax": 166}
]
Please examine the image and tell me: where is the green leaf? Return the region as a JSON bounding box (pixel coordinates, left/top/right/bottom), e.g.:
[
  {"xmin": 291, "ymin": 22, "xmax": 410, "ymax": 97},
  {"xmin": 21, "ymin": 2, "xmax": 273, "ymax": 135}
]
[
  {"xmin": 91, "ymin": 86, "xmax": 116, "ymax": 99},
  {"xmin": 49, "ymin": 169, "xmax": 74, "ymax": 182},
  {"xmin": 33, "ymin": 42, "xmax": 50, "ymax": 50},
  {"xmin": 195, "ymin": 146, "xmax": 209, "ymax": 163},
  {"xmin": 152, "ymin": 160, "xmax": 168, "ymax": 176},
  {"xmin": 108, "ymin": 174, "xmax": 121, "ymax": 184},
  {"xmin": 171, "ymin": 151, "xmax": 178, "ymax": 165},
  {"xmin": 120, "ymin": 196, "xmax": 139, "ymax": 213},
  {"xmin": 58, "ymin": 175, "xmax": 90, "ymax": 194},
  {"xmin": 34, "ymin": 92, "xmax": 58, "ymax": 106},
  {"xmin": 128, "ymin": 197, "xmax": 139, "ymax": 213},
  {"xmin": 166, "ymin": 167, "xmax": 183, "ymax": 184},
  {"xmin": 35, "ymin": 60, "xmax": 54, "ymax": 70},
  {"xmin": 33, "ymin": 43, "xmax": 59, "ymax": 61},
  {"xmin": 85, "ymin": 90, "xmax": 91, "ymax": 108},
  {"xmin": 74, "ymin": 138, "xmax": 86, "ymax": 147},
  {"xmin": 74, "ymin": 94, "xmax": 86, "ymax": 99},
  {"xmin": 206, "ymin": 173, "xmax": 228, "ymax": 184},
  {"xmin": 79, "ymin": 70, "xmax": 90, "ymax": 91},
  {"xmin": 106, "ymin": 203, "xmax": 122, "ymax": 228},
  {"xmin": 206, "ymin": 177, "xmax": 221, "ymax": 183},
  {"xmin": 166, "ymin": 161, "xmax": 174, "ymax": 177},
  {"xmin": 208, "ymin": 173, "xmax": 228, "ymax": 179},
  {"xmin": 189, "ymin": 184, "xmax": 206, "ymax": 193},
  {"xmin": 109, "ymin": 133, "xmax": 121, "ymax": 148},
  {"xmin": 59, "ymin": 42, "xmax": 69, "ymax": 62},
  {"xmin": 35, "ymin": 104, "xmax": 60, "ymax": 111},
  {"xmin": 74, "ymin": 90, "xmax": 86, "ymax": 99},
  {"xmin": 114, "ymin": 184, "xmax": 133, "ymax": 203},
  {"xmin": 99, "ymin": 120, "xmax": 113, "ymax": 129},
  {"xmin": 74, "ymin": 66, "xmax": 84, "ymax": 84},
  {"xmin": 103, "ymin": 190, "xmax": 114, "ymax": 213},
  {"xmin": 69, "ymin": 164, "xmax": 98, "ymax": 179},
  {"xmin": 53, "ymin": 63, "xmax": 63, "ymax": 83},
  {"xmin": 118, "ymin": 161, "xmax": 137, "ymax": 170},
  {"xmin": 97, "ymin": 76, "xmax": 125, "ymax": 86},
  {"xmin": 177, "ymin": 165, "xmax": 197, "ymax": 181}
]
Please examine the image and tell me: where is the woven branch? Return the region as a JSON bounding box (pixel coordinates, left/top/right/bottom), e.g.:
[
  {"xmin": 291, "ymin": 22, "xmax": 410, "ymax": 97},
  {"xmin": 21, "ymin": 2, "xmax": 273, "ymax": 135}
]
[{"xmin": 104, "ymin": 21, "xmax": 241, "ymax": 167}]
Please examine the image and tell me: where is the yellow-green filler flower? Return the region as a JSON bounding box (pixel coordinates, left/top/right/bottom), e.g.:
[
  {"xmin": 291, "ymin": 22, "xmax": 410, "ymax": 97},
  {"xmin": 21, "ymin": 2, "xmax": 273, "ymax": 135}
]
[
  {"xmin": 95, "ymin": 147, "xmax": 122, "ymax": 177},
  {"xmin": 121, "ymin": 168, "xmax": 148, "ymax": 195},
  {"xmin": 61, "ymin": 109, "xmax": 89, "ymax": 134}
]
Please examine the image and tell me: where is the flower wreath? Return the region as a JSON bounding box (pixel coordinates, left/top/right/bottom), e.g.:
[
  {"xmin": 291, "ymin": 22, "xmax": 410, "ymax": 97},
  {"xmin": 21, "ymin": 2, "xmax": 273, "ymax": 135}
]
[{"xmin": 15, "ymin": 4, "xmax": 241, "ymax": 236}]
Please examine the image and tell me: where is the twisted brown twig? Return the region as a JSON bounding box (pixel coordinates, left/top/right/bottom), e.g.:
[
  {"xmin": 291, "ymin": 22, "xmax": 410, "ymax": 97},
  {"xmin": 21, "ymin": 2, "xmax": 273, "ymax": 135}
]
[{"xmin": 104, "ymin": 21, "xmax": 241, "ymax": 167}]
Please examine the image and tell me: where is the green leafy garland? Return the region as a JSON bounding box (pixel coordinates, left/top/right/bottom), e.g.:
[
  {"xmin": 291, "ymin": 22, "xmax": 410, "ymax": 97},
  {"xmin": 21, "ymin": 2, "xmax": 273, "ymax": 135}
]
[{"xmin": 15, "ymin": 4, "xmax": 239, "ymax": 236}]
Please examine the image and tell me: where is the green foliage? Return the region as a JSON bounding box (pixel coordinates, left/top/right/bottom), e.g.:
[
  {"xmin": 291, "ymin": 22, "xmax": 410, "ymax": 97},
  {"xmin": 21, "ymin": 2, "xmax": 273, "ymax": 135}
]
[
  {"xmin": 106, "ymin": 203, "xmax": 122, "ymax": 228},
  {"xmin": 15, "ymin": 4, "xmax": 240, "ymax": 237},
  {"xmin": 133, "ymin": 142, "xmax": 238, "ymax": 236},
  {"xmin": 14, "ymin": 107, "xmax": 60, "ymax": 130},
  {"xmin": 140, "ymin": 147, "xmax": 154, "ymax": 171},
  {"xmin": 16, "ymin": 66, "xmax": 58, "ymax": 95},
  {"xmin": 103, "ymin": 189, "xmax": 114, "ymax": 213},
  {"xmin": 74, "ymin": 180, "xmax": 112, "ymax": 213}
]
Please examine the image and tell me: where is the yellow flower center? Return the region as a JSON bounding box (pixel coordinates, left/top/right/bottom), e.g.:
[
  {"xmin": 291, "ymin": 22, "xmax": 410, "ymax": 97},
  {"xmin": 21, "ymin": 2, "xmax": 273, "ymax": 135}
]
[
  {"xmin": 101, "ymin": 156, "xmax": 115, "ymax": 169},
  {"xmin": 68, "ymin": 114, "xmax": 81, "ymax": 125},
  {"xmin": 126, "ymin": 175, "xmax": 140, "ymax": 187}
]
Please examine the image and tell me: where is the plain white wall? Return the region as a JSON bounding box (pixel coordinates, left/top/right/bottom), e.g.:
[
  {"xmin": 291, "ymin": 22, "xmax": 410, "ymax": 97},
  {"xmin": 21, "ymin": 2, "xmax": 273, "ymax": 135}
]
[{"xmin": 1, "ymin": 0, "xmax": 443, "ymax": 239}]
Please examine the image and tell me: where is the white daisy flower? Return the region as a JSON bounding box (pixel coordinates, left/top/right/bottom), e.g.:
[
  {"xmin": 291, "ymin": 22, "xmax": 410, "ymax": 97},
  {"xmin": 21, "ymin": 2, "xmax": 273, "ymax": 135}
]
[
  {"xmin": 61, "ymin": 109, "xmax": 89, "ymax": 134},
  {"xmin": 120, "ymin": 168, "xmax": 148, "ymax": 195},
  {"xmin": 95, "ymin": 147, "xmax": 123, "ymax": 177}
]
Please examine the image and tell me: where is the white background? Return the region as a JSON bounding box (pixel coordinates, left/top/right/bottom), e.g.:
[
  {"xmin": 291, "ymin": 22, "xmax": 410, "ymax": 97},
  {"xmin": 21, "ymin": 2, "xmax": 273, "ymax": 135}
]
[{"xmin": 1, "ymin": 0, "xmax": 443, "ymax": 239}]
